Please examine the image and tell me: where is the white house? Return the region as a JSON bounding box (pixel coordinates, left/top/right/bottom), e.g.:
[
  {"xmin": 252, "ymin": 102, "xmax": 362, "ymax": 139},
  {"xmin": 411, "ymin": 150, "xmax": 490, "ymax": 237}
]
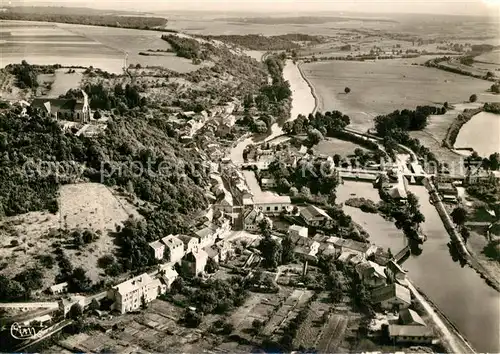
[
  {"xmin": 159, "ymin": 265, "xmax": 179, "ymax": 289},
  {"xmin": 290, "ymin": 233, "xmax": 320, "ymax": 260},
  {"xmin": 161, "ymin": 235, "xmax": 185, "ymax": 264},
  {"xmin": 288, "ymin": 225, "xmax": 308, "ymax": 238},
  {"xmin": 194, "ymin": 225, "xmax": 217, "ymax": 248},
  {"xmin": 177, "ymin": 235, "xmax": 200, "ymax": 254},
  {"xmin": 148, "ymin": 240, "xmax": 165, "ymax": 260},
  {"xmin": 108, "ymin": 273, "xmax": 166, "ymax": 314},
  {"xmin": 49, "ymin": 282, "xmax": 68, "ymax": 295}
]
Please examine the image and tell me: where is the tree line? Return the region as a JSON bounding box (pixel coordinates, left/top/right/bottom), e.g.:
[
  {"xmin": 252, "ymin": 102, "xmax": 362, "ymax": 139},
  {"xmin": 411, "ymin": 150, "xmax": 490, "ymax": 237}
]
[{"xmin": 0, "ymin": 11, "xmax": 168, "ymax": 30}]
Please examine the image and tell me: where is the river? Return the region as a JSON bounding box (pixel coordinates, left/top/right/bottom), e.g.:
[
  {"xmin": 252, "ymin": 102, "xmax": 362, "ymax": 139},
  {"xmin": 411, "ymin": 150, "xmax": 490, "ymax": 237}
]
[
  {"xmin": 337, "ymin": 181, "xmax": 500, "ymax": 353},
  {"xmin": 230, "ymin": 60, "xmax": 316, "ymax": 164},
  {"xmin": 455, "ymin": 111, "xmax": 500, "ymax": 157}
]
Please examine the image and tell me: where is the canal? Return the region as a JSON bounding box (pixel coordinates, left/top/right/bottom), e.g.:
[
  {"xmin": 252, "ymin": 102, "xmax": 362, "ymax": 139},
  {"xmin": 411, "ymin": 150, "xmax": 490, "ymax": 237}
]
[{"xmin": 338, "ymin": 181, "xmax": 500, "ymax": 353}]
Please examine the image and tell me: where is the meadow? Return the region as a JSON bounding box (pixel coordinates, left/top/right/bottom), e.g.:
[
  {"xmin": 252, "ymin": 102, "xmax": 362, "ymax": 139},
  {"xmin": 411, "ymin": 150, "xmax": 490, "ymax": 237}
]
[{"xmin": 302, "ymin": 59, "xmax": 493, "ymax": 131}]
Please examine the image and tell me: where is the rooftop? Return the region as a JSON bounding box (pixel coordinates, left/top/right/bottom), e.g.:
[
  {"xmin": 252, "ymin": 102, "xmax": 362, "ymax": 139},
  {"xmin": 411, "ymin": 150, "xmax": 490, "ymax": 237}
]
[
  {"xmin": 356, "ymin": 260, "xmax": 387, "ymax": 279},
  {"xmin": 149, "ymin": 240, "xmax": 165, "ymax": 250},
  {"xmin": 300, "ymin": 205, "xmax": 332, "ymax": 221},
  {"xmin": 399, "ymin": 308, "xmax": 426, "ymax": 326},
  {"xmin": 327, "ymin": 236, "xmax": 369, "ymax": 253},
  {"xmin": 371, "ymin": 284, "xmax": 411, "ymax": 305},
  {"xmin": 114, "ymin": 273, "xmax": 153, "ymax": 296},
  {"xmin": 289, "ymin": 224, "xmax": 308, "ymax": 233},
  {"xmin": 389, "ymin": 325, "xmax": 433, "ymax": 338},
  {"xmin": 161, "ymin": 235, "xmax": 184, "ymax": 248}
]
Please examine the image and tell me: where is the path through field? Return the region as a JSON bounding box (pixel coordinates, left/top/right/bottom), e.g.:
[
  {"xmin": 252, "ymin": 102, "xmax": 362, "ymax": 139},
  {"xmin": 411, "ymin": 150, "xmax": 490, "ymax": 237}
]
[{"xmin": 316, "ymin": 314, "xmax": 348, "ymax": 352}]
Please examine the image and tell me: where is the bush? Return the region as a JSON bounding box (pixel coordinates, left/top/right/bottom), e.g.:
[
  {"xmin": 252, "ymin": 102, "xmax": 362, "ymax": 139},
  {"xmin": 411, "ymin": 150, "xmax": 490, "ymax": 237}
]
[{"xmin": 469, "ymin": 94, "xmax": 478, "ymax": 103}]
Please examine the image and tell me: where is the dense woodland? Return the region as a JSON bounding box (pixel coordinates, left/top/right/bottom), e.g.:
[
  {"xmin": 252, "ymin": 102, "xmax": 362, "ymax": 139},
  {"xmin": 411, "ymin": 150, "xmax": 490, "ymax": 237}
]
[
  {"xmin": 203, "ymin": 34, "xmax": 323, "ymax": 50},
  {"xmin": 374, "ymin": 105, "xmax": 445, "ymax": 161},
  {"xmin": 0, "ymin": 11, "xmax": 168, "ymax": 30}
]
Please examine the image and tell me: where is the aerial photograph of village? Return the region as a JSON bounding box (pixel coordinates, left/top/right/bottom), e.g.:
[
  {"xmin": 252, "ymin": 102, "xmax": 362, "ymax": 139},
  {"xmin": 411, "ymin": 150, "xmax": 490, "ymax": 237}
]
[{"xmin": 0, "ymin": 0, "xmax": 499, "ymax": 352}]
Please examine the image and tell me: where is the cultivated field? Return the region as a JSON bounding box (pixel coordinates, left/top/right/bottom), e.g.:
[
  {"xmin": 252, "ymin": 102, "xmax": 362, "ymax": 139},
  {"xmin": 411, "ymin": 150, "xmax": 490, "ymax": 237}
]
[
  {"xmin": 302, "ymin": 59, "xmax": 492, "ymax": 131},
  {"xmin": 1, "ymin": 20, "xmax": 203, "ymax": 74},
  {"xmin": 0, "ymin": 183, "xmax": 139, "ymax": 288}
]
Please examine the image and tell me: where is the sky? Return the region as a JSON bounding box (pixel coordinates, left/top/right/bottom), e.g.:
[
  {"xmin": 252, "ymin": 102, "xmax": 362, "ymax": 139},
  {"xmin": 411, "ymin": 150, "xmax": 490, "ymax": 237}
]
[{"xmin": 8, "ymin": 0, "xmax": 500, "ymax": 16}]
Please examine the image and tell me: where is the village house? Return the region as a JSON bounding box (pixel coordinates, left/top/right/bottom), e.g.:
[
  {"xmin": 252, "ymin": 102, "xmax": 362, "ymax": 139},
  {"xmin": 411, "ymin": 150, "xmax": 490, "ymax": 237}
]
[
  {"xmin": 161, "ymin": 235, "xmax": 185, "ymax": 264},
  {"xmin": 107, "ymin": 273, "xmax": 166, "ymax": 314},
  {"xmin": 388, "ymin": 325, "xmax": 434, "ymax": 345},
  {"xmin": 158, "ymin": 265, "xmax": 179, "ymax": 289},
  {"xmin": 290, "ymin": 233, "xmax": 320, "ymax": 261},
  {"xmin": 355, "ymin": 261, "xmax": 387, "ymax": 288},
  {"xmin": 300, "ymin": 205, "xmax": 333, "ymax": 227},
  {"xmin": 213, "ymin": 239, "xmax": 233, "ymax": 263},
  {"xmin": 148, "ymin": 240, "xmax": 165, "ymax": 260},
  {"xmin": 254, "ymin": 194, "xmax": 292, "ymax": 215},
  {"xmin": 289, "ymin": 225, "xmax": 308, "ymax": 238},
  {"xmin": 242, "ymin": 207, "xmax": 271, "ymax": 232},
  {"xmin": 326, "ymin": 236, "xmax": 370, "ymax": 255},
  {"xmin": 31, "ymin": 90, "xmax": 91, "ymax": 123},
  {"xmin": 385, "ymin": 260, "xmax": 408, "ymax": 286},
  {"xmin": 49, "ymin": 282, "xmax": 68, "ymax": 295},
  {"xmin": 182, "ymin": 250, "xmax": 208, "ymax": 277},
  {"xmin": 193, "ymin": 225, "xmax": 217, "ymax": 248},
  {"xmin": 371, "ymin": 284, "xmax": 411, "ymax": 311},
  {"xmin": 177, "ymin": 235, "xmax": 200, "ymax": 255}
]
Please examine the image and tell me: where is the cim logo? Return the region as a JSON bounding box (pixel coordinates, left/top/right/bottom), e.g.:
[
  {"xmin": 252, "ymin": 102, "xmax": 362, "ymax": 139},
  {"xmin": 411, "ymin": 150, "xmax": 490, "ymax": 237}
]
[{"xmin": 10, "ymin": 322, "xmax": 43, "ymax": 340}]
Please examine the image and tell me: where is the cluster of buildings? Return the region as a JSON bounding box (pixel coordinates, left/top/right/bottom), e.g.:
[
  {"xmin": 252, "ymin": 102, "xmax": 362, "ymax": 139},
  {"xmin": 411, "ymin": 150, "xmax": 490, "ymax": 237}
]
[{"xmin": 177, "ymin": 100, "xmax": 240, "ymax": 142}]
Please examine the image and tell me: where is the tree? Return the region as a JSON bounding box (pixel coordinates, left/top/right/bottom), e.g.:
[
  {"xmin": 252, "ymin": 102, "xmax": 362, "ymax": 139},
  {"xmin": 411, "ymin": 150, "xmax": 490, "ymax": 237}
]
[
  {"xmin": 451, "ymin": 206, "xmax": 468, "ymax": 229},
  {"xmin": 281, "ymin": 235, "xmax": 295, "ymax": 265},
  {"xmin": 69, "ymin": 303, "xmax": 83, "ymax": 320},
  {"xmin": 182, "ymin": 309, "xmax": 202, "ymax": 328},
  {"xmin": 307, "ymin": 128, "xmax": 323, "ymax": 145},
  {"xmin": 333, "ymin": 154, "xmax": 341, "ymax": 167},
  {"xmin": 259, "ymin": 235, "xmax": 282, "ymax": 269},
  {"xmin": 488, "ymin": 153, "xmax": 500, "ymax": 170},
  {"xmin": 205, "ymin": 257, "xmax": 219, "ymax": 274},
  {"xmin": 252, "ymin": 319, "xmax": 263, "ymax": 334},
  {"xmin": 469, "ymin": 94, "xmax": 478, "ymax": 103},
  {"xmin": 93, "ymin": 110, "xmax": 102, "ymax": 119},
  {"xmin": 344, "ymin": 87, "xmax": 351, "ymax": 94},
  {"xmin": 461, "ymin": 227, "xmax": 471, "ymax": 244},
  {"xmin": 491, "ymin": 83, "xmax": 500, "ymax": 94}
]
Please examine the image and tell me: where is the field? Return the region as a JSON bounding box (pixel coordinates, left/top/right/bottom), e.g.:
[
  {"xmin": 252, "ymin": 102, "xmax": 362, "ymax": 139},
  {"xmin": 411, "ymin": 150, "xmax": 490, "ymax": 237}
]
[
  {"xmin": 38, "ymin": 69, "xmax": 84, "ymax": 97},
  {"xmin": 0, "ymin": 183, "xmax": 140, "ymax": 288},
  {"xmin": 1, "ymin": 20, "xmax": 203, "ymax": 74},
  {"xmin": 302, "ymin": 59, "xmax": 492, "ymax": 131},
  {"xmin": 475, "ymin": 50, "xmax": 500, "ymax": 65},
  {"xmin": 313, "ymin": 137, "xmax": 369, "ymax": 157}
]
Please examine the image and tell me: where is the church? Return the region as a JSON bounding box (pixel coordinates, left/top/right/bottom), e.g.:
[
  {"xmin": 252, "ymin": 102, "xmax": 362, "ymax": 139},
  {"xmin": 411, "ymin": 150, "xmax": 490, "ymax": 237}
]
[{"xmin": 31, "ymin": 90, "xmax": 91, "ymax": 123}]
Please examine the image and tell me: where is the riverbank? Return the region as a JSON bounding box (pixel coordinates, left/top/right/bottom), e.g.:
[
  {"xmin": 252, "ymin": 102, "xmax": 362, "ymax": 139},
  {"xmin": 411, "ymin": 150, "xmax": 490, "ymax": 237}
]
[
  {"xmin": 297, "ymin": 61, "xmax": 319, "ymax": 115},
  {"xmin": 442, "ymin": 107, "xmax": 483, "ymax": 149},
  {"xmin": 407, "ymin": 281, "xmax": 476, "ymax": 354}
]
